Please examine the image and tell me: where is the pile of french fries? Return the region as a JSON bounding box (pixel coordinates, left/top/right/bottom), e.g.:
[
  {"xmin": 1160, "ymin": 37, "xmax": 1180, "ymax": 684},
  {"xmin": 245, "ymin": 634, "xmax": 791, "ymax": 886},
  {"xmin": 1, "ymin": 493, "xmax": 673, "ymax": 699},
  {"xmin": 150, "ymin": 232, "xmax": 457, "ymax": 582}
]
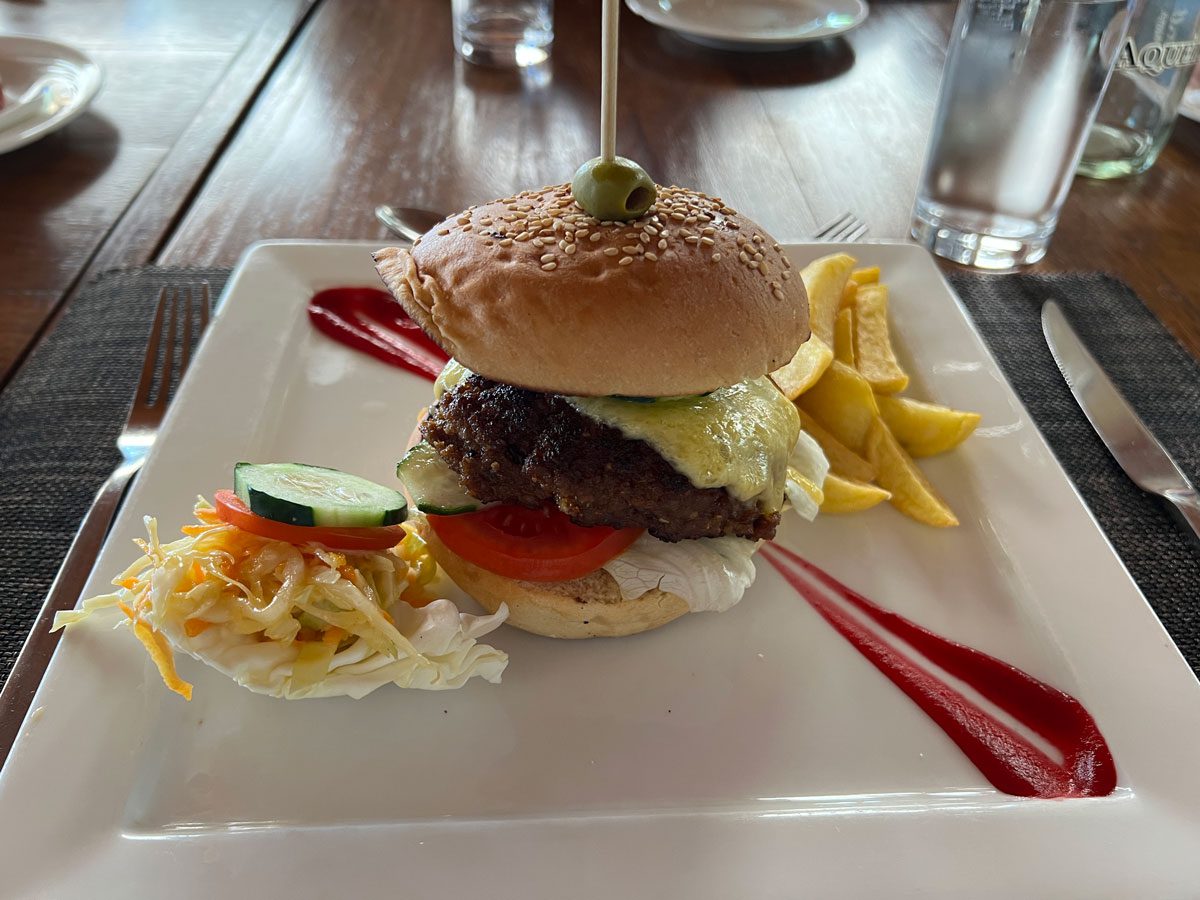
[{"xmin": 773, "ymin": 254, "xmax": 980, "ymax": 527}]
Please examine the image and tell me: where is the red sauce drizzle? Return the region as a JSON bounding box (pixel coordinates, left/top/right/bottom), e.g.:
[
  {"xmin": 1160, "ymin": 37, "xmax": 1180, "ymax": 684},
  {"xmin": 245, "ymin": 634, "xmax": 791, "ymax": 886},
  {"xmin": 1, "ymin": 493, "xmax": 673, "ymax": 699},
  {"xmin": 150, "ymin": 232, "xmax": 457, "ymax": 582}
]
[
  {"xmin": 308, "ymin": 287, "xmax": 447, "ymax": 381},
  {"xmin": 760, "ymin": 542, "xmax": 1116, "ymax": 798}
]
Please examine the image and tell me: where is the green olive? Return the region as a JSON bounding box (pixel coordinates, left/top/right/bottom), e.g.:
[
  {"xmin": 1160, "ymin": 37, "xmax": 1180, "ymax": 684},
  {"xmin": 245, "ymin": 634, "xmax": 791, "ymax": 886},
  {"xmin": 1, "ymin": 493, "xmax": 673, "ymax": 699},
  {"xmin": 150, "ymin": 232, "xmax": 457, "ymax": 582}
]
[{"xmin": 571, "ymin": 156, "xmax": 657, "ymax": 221}]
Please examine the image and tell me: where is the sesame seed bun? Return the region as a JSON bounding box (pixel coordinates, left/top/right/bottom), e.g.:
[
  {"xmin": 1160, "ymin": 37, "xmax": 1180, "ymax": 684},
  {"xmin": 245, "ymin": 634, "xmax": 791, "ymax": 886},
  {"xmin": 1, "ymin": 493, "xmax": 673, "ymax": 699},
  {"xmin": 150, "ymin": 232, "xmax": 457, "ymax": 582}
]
[
  {"xmin": 416, "ymin": 518, "xmax": 689, "ymax": 639},
  {"xmin": 374, "ymin": 183, "xmax": 809, "ymax": 397}
]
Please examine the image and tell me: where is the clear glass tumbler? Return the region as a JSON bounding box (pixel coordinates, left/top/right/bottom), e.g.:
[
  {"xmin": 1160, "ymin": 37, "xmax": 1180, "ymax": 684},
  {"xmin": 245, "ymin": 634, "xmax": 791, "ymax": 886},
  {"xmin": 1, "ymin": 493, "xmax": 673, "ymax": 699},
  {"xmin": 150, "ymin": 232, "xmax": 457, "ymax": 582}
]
[
  {"xmin": 1078, "ymin": 0, "xmax": 1200, "ymax": 178},
  {"xmin": 452, "ymin": 0, "xmax": 553, "ymax": 68},
  {"xmin": 911, "ymin": 0, "xmax": 1134, "ymax": 269}
]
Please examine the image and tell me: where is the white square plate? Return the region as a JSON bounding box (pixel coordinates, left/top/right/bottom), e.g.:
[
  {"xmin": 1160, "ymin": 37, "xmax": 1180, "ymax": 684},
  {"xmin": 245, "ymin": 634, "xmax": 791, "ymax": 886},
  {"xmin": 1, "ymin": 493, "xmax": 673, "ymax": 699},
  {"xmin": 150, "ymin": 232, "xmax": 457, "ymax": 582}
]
[{"xmin": 3, "ymin": 240, "xmax": 1199, "ymax": 898}]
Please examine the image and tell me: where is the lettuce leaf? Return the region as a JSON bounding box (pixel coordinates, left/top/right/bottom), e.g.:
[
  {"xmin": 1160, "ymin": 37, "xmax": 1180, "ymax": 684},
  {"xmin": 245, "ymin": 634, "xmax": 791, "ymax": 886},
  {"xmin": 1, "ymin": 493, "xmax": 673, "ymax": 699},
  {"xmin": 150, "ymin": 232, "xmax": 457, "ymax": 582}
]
[{"xmin": 601, "ymin": 534, "xmax": 759, "ymax": 613}]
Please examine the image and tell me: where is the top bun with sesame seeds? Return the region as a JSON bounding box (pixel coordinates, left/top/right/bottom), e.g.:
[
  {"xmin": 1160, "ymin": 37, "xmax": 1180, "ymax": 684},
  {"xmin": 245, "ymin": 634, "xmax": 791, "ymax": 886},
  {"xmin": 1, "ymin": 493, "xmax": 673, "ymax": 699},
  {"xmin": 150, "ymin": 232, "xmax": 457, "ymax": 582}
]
[{"xmin": 373, "ymin": 183, "xmax": 809, "ymax": 397}]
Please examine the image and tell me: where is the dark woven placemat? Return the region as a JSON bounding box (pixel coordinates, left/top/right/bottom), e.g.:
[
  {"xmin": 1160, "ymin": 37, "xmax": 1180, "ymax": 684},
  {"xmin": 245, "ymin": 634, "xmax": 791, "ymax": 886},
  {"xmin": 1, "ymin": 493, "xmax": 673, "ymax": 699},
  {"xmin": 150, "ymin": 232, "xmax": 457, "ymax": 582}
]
[
  {"xmin": 0, "ymin": 268, "xmax": 229, "ymax": 682},
  {"xmin": 0, "ymin": 267, "xmax": 1197, "ymax": 686}
]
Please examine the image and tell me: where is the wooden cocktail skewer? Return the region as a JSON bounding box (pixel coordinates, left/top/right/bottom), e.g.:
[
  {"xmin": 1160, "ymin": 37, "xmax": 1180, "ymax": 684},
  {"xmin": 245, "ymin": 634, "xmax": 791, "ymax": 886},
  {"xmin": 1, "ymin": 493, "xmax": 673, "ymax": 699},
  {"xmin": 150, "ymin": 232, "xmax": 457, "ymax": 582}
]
[
  {"xmin": 571, "ymin": 0, "xmax": 655, "ymax": 220},
  {"xmin": 600, "ymin": 0, "xmax": 619, "ymax": 162}
]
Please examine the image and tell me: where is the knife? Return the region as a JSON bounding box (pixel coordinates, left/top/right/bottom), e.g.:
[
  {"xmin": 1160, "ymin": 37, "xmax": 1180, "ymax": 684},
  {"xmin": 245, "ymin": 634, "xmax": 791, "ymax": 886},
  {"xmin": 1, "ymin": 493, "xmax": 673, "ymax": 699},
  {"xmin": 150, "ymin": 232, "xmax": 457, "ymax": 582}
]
[{"xmin": 1041, "ymin": 300, "xmax": 1200, "ymax": 543}]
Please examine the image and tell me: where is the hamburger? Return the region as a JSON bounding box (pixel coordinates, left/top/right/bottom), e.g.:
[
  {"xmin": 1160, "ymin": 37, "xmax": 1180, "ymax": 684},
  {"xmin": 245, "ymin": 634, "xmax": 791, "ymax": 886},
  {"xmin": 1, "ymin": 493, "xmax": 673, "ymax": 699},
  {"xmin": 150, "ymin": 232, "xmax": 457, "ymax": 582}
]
[{"xmin": 375, "ymin": 182, "xmax": 828, "ymax": 639}]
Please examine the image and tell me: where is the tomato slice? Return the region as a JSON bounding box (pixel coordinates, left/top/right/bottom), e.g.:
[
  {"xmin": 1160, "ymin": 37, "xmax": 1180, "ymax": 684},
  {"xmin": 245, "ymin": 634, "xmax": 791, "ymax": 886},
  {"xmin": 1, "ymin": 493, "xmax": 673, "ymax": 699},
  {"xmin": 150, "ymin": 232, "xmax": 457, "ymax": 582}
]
[
  {"xmin": 426, "ymin": 504, "xmax": 643, "ymax": 582},
  {"xmin": 213, "ymin": 490, "xmax": 405, "ymax": 551}
]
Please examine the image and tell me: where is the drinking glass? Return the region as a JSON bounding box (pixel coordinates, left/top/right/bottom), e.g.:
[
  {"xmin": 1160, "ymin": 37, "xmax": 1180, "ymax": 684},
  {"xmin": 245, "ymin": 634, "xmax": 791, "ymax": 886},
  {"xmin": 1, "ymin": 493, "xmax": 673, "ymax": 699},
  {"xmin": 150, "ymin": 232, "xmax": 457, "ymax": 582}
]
[
  {"xmin": 911, "ymin": 0, "xmax": 1134, "ymax": 269},
  {"xmin": 1078, "ymin": 0, "xmax": 1200, "ymax": 178},
  {"xmin": 452, "ymin": 0, "xmax": 553, "ymax": 68}
]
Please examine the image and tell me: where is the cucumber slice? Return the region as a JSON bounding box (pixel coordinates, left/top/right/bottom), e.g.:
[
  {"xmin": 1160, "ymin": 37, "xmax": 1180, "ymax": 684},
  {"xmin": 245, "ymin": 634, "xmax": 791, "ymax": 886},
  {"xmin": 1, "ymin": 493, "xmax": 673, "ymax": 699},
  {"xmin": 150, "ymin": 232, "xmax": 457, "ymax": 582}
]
[
  {"xmin": 233, "ymin": 463, "xmax": 407, "ymax": 527},
  {"xmin": 396, "ymin": 443, "xmax": 481, "ymax": 515}
]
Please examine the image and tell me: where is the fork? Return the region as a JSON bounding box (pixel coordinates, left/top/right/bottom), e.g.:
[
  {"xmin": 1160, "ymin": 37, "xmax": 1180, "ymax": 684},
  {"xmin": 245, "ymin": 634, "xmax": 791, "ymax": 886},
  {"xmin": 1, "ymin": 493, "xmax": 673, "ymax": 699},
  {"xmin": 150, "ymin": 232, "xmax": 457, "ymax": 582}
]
[
  {"xmin": 0, "ymin": 285, "xmax": 210, "ymax": 765},
  {"xmin": 812, "ymin": 212, "xmax": 869, "ymax": 243}
]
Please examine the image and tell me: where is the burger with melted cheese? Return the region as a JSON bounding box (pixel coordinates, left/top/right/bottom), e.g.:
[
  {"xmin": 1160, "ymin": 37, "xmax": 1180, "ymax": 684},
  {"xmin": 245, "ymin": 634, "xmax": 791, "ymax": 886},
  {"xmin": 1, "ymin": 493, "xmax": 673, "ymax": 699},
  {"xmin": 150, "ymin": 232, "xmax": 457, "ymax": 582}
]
[{"xmin": 375, "ymin": 183, "xmax": 828, "ymax": 639}]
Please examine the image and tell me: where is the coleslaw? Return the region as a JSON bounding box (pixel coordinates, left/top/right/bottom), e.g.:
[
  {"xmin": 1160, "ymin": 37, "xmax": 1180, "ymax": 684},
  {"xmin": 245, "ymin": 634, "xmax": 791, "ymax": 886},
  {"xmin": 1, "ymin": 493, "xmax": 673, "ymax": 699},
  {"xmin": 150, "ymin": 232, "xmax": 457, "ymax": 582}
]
[{"xmin": 52, "ymin": 498, "xmax": 508, "ymax": 699}]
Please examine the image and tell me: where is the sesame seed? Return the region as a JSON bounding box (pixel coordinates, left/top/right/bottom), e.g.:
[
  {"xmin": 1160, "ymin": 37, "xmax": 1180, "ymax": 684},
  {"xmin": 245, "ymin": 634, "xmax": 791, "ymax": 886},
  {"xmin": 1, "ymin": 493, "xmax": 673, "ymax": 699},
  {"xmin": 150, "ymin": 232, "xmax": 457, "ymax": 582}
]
[
  {"xmin": 773, "ymin": 244, "xmax": 782, "ymax": 252},
  {"xmin": 456, "ymin": 216, "xmax": 470, "ymax": 225},
  {"xmin": 658, "ymin": 239, "xmax": 668, "ymax": 250},
  {"xmin": 712, "ymin": 253, "xmax": 722, "ymax": 261},
  {"xmin": 783, "ymin": 257, "xmax": 792, "ymax": 268},
  {"xmin": 700, "ymin": 237, "xmax": 715, "ymax": 246},
  {"xmin": 516, "ymin": 232, "xmax": 530, "ymax": 241},
  {"xmin": 559, "ymin": 240, "xmax": 568, "ymax": 250},
  {"xmin": 644, "ymin": 226, "xmax": 658, "ymax": 236},
  {"xmin": 639, "ymin": 234, "xmax": 650, "ymax": 244},
  {"xmin": 645, "ymin": 252, "xmax": 658, "ymax": 261},
  {"xmin": 621, "ymin": 245, "xmax": 639, "ymax": 254},
  {"xmin": 685, "ymin": 236, "xmax": 700, "ymax": 244},
  {"xmin": 437, "ymin": 228, "xmax": 450, "ymax": 236},
  {"xmin": 739, "ymin": 251, "xmax": 750, "ymax": 264},
  {"xmin": 773, "ymin": 288, "xmax": 786, "ymax": 301},
  {"xmin": 541, "ymin": 262, "xmax": 557, "ymax": 271},
  {"xmin": 462, "ymin": 224, "xmax": 473, "ymax": 232},
  {"xmin": 500, "ymin": 238, "xmax": 513, "ymax": 247},
  {"xmin": 618, "ymin": 256, "xmax": 634, "ymax": 266},
  {"xmin": 670, "ymin": 212, "xmax": 686, "ymax": 221},
  {"xmin": 702, "ymin": 227, "xmax": 716, "ymax": 236},
  {"xmin": 781, "ymin": 271, "xmax": 790, "ymax": 280},
  {"xmin": 590, "ymin": 233, "xmax": 603, "ymax": 242},
  {"xmin": 758, "ymin": 261, "xmax": 769, "ymax": 274},
  {"xmin": 754, "ymin": 252, "xmax": 764, "ymax": 262},
  {"xmin": 680, "ymin": 229, "xmax": 692, "ymax": 238},
  {"xmin": 604, "ymin": 247, "xmax": 619, "ymax": 256},
  {"xmin": 532, "ymin": 238, "xmax": 545, "ymax": 248},
  {"xmin": 565, "ymin": 243, "xmax": 577, "ymax": 255},
  {"xmin": 753, "ymin": 234, "xmax": 765, "ymax": 244}
]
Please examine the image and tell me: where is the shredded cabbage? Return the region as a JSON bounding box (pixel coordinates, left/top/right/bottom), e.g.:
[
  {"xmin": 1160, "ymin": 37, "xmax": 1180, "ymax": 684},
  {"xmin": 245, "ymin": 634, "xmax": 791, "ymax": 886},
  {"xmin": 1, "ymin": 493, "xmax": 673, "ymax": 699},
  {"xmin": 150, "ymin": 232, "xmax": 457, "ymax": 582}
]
[
  {"xmin": 601, "ymin": 534, "xmax": 760, "ymax": 613},
  {"xmin": 52, "ymin": 499, "xmax": 507, "ymax": 700},
  {"xmin": 785, "ymin": 429, "xmax": 830, "ymax": 521}
]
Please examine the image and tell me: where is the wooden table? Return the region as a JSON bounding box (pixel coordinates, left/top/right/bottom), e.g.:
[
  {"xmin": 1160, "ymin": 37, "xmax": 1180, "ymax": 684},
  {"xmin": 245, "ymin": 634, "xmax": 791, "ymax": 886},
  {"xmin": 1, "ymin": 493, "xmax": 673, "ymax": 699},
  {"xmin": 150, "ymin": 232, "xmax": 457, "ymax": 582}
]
[
  {"xmin": 6, "ymin": 0, "xmax": 1200, "ymax": 381},
  {"xmin": 0, "ymin": 0, "xmax": 315, "ymax": 384}
]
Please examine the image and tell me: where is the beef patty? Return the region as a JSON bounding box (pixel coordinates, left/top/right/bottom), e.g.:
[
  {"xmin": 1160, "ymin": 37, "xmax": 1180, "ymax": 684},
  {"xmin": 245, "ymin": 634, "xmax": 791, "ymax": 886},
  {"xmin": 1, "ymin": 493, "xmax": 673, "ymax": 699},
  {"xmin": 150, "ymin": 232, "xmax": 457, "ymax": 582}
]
[{"xmin": 421, "ymin": 375, "xmax": 779, "ymax": 542}]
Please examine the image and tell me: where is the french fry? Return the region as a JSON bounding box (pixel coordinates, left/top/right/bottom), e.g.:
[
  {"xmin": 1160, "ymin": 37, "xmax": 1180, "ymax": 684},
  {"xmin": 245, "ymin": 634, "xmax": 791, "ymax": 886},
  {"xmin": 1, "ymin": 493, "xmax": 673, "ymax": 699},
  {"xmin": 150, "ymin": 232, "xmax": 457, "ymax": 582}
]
[
  {"xmin": 841, "ymin": 281, "xmax": 858, "ymax": 310},
  {"xmin": 850, "ymin": 266, "xmax": 880, "ymax": 286},
  {"xmin": 853, "ymin": 284, "xmax": 909, "ymax": 394},
  {"xmin": 801, "ymin": 253, "xmax": 856, "ymax": 347},
  {"xmin": 876, "ymin": 395, "xmax": 981, "ymax": 458},
  {"xmin": 819, "ymin": 472, "xmax": 891, "ymax": 514},
  {"xmin": 796, "ymin": 408, "xmax": 876, "ymax": 482},
  {"xmin": 795, "ymin": 360, "xmax": 879, "ymax": 453},
  {"xmin": 833, "ymin": 307, "xmax": 856, "ymax": 367},
  {"xmin": 864, "ymin": 418, "xmax": 959, "ymax": 527},
  {"xmin": 772, "ymin": 337, "xmax": 834, "ymax": 400}
]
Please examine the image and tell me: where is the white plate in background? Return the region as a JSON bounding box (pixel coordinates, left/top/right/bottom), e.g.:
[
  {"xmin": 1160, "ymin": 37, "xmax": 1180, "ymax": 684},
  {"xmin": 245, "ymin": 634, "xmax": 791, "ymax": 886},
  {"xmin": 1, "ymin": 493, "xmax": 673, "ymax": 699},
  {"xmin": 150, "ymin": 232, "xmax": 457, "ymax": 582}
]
[
  {"xmin": 626, "ymin": 0, "xmax": 868, "ymax": 49},
  {"xmin": 1, "ymin": 240, "xmax": 1199, "ymax": 897},
  {"xmin": 0, "ymin": 35, "xmax": 102, "ymax": 155}
]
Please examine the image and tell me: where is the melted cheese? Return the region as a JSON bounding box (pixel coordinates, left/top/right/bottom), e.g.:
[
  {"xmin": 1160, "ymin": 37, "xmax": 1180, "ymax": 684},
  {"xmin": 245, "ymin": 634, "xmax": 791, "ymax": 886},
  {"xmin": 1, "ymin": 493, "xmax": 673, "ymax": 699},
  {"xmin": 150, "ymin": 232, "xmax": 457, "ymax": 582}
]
[
  {"xmin": 568, "ymin": 378, "xmax": 800, "ymax": 510},
  {"xmin": 434, "ymin": 360, "xmax": 800, "ymax": 511}
]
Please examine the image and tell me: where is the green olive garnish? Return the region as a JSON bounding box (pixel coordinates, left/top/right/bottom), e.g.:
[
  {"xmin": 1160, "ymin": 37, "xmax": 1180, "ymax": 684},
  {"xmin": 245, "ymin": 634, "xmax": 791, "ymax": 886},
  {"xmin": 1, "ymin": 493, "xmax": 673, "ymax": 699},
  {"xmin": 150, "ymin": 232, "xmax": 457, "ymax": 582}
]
[{"xmin": 571, "ymin": 156, "xmax": 657, "ymax": 221}]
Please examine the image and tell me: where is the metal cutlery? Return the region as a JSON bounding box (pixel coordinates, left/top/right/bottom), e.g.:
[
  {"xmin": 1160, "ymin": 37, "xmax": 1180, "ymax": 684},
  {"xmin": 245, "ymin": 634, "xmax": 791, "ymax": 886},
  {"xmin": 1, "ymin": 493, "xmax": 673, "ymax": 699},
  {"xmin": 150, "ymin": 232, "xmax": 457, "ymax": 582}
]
[{"xmin": 1041, "ymin": 300, "xmax": 1200, "ymax": 544}]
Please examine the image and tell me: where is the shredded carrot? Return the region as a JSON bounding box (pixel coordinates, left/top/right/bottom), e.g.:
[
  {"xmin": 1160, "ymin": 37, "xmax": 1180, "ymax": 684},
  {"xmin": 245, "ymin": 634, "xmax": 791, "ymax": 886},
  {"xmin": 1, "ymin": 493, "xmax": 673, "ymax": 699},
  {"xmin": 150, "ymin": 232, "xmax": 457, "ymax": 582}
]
[
  {"xmin": 322, "ymin": 626, "xmax": 347, "ymax": 645},
  {"xmin": 131, "ymin": 618, "xmax": 192, "ymax": 700},
  {"xmin": 119, "ymin": 577, "xmax": 140, "ymax": 590},
  {"xmin": 180, "ymin": 525, "xmax": 208, "ymax": 536},
  {"xmin": 189, "ymin": 561, "xmax": 204, "ymax": 583},
  {"xmin": 195, "ymin": 508, "xmax": 221, "ymax": 524},
  {"xmin": 380, "ymin": 609, "xmax": 395, "ymax": 625},
  {"xmin": 184, "ymin": 618, "xmax": 212, "ymax": 637},
  {"xmin": 117, "ymin": 601, "xmax": 135, "ymax": 620}
]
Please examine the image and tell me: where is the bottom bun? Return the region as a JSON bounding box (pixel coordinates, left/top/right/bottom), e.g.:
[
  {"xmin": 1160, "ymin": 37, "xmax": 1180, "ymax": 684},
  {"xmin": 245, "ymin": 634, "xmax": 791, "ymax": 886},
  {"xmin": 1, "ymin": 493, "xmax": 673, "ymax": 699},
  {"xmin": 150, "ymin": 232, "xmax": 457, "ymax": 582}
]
[{"xmin": 416, "ymin": 519, "xmax": 690, "ymax": 639}]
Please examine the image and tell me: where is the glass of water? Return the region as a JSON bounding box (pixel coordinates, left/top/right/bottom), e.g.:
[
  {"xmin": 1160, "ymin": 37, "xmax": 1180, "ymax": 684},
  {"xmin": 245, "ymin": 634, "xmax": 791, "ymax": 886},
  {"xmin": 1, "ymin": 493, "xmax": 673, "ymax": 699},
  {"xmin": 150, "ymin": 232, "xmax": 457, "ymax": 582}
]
[
  {"xmin": 1078, "ymin": 0, "xmax": 1200, "ymax": 179},
  {"xmin": 452, "ymin": 0, "xmax": 553, "ymax": 68},
  {"xmin": 911, "ymin": 0, "xmax": 1134, "ymax": 269}
]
